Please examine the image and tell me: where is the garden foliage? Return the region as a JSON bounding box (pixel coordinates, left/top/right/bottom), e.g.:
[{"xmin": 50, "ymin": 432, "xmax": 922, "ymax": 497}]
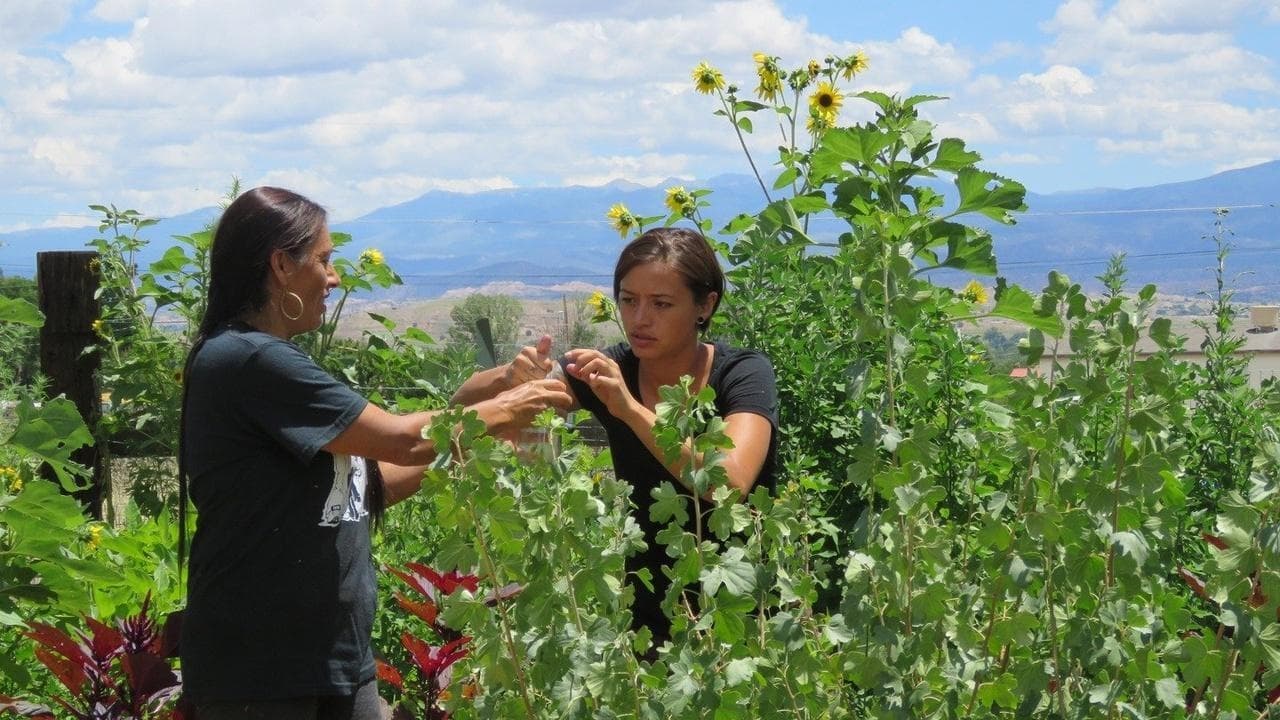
[{"xmin": 1, "ymin": 51, "xmax": 1279, "ymax": 718}]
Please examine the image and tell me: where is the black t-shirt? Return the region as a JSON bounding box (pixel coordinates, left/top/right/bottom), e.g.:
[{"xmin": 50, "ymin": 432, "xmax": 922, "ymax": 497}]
[
  {"xmin": 564, "ymin": 342, "xmax": 778, "ymax": 636},
  {"xmin": 180, "ymin": 323, "xmax": 373, "ymax": 702}
]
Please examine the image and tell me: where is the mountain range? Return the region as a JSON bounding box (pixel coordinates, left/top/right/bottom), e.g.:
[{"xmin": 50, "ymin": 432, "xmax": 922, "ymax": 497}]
[{"xmin": 3, "ymin": 161, "xmax": 1278, "ymax": 301}]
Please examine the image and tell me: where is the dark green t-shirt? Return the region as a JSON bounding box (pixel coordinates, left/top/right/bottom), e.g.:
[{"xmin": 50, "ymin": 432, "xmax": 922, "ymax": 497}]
[{"xmin": 180, "ymin": 323, "xmax": 372, "ymax": 702}]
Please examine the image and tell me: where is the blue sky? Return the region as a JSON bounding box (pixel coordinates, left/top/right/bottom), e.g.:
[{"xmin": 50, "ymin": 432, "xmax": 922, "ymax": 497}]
[{"xmin": 1, "ymin": 0, "xmax": 1278, "ymax": 233}]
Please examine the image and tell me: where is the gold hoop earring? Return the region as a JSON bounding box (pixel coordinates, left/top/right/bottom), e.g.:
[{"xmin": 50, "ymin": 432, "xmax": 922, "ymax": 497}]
[{"xmin": 280, "ymin": 291, "xmax": 305, "ymax": 321}]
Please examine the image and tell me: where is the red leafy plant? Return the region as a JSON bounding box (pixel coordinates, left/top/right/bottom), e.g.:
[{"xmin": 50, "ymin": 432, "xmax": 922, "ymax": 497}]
[
  {"xmin": 378, "ymin": 563, "xmax": 520, "ymax": 720},
  {"xmin": 0, "ymin": 593, "xmax": 185, "ymax": 720}
]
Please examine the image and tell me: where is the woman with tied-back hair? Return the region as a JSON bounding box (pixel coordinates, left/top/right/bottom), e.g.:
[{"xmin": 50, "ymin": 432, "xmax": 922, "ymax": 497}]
[
  {"xmin": 453, "ymin": 226, "xmax": 778, "ymax": 646},
  {"xmin": 177, "ymin": 186, "xmax": 572, "ymax": 720}
]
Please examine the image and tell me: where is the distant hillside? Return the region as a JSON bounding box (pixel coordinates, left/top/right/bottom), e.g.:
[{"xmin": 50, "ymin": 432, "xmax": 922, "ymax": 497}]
[{"xmin": 2, "ymin": 162, "xmax": 1277, "ymax": 302}]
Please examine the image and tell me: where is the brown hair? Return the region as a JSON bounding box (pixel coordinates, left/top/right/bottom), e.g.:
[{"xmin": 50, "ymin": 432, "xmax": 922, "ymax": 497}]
[{"xmin": 613, "ymin": 227, "xmax": 724, "ymax": 331}]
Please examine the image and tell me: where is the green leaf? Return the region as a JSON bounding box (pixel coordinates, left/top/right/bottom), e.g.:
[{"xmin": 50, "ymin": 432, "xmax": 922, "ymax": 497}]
[
  {"xmin": 773, "ymin": 166, "xmax": 800, "ymax": 190},
  {"xmin": 736, "ymin": 116, "xmax": 753, "ymax": 133},
  {"xmin": 649, "ymin": 483, "xmax": 689, "ymax": 526},
  {"xmin": 8, "ymin": 398, "xmax": 93, "ymax": 491},
  {"xmin": 0, "ymin": 296, "xmax": 43, "ymax": 327},
  {"xmin": 811, "ymin": 127, "xmax": 894, "ymax": 179},
  {"xmin": 1111, "ymin": 530, "xmax": 1150, "ymax": 567},
  {"xmin": 1153, "ymin": 677, "xmax": 1183, "ymax": 709},
  {"xmin": 931, "ymin": 137, "xmax": 982, "ymax": 172},
  {"xmin": 990, "ymin": 285, "xmax": 1064, "ymax": 337},
  {"xmin": 789, "ymin": 193, "xmax": 829, "ymax": 214},
  {"xmin": 952, "ymin": 168, "xmax": 1027, "ymax": 224},
  {"xmin": 938, "ymin": 231, "xmax": 997, "ymax": 275},
  {"xmin": 700, "ymin": 547, "xmax": 755, "ymax": 597},
  {"xmin": 724, "ymin": 657, "xmax": 761, "ymax": 687}
]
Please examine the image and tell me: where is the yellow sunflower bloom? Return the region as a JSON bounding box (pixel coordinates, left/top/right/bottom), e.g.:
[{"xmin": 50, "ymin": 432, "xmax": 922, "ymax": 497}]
[
  {"xmin": 807, "ymin": 59, "xmax": 821, "ymax": 77},
  {"xmin": 754, "ymin": 52, "xmax": 783, "ymax": 103},
  {"xmin": 358, "ymin": 248, "xmax": 385, "ymax": 266},
  {"xmin": 86, "ymin": 524, "xmax": 104, "ymax": 551},
  {"xmin": 587, "ymin": 290, "xmax": 607, "ymax": 313},
  {"xmin": 842, "ymin": 50, "xmax": 870, "ymax": 80},
  {"xmin": 664, "ymin": 186, "xmax": 692, "ymax": 215},
  {"xmin": 806, "ymin": 109, "xmax": 832, "ymax": 135},
  {"xmin": 960, "ymin": 280, "xmax": 990, "ymax": 305},
  {"xmin": 606, "ymin": 203, "xmax": 636, "ymax": 239},
  {"xmin": 91, "ymin": 318, "xmax": 107, "ymax": 337},
  {"xmin": 586, "ymin": 290, "xmax": 616, "ymax": 325},
  {"xmin": 0, "ymin": 466, "xmax": 21, "ymax": 494},
  {"xmin": 691, "ymin": 61, "xmax": 725, "ymax": 95},
  {"xmin": 809, "ymin": 81, "xmax": 843, "ymax": 123}
]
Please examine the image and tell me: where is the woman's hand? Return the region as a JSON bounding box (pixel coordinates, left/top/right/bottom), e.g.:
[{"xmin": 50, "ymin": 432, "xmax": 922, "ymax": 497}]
[
  {"xmin": 492, "ymin": 377, "xmax": 574, "ymax": 428},
  {"xmin": 503, "ymin": 334, "xmax": 555, "ymax": 388},
  {"xmin": 564, "ymin": 348, "xmax": 637, "ymax": 419}
]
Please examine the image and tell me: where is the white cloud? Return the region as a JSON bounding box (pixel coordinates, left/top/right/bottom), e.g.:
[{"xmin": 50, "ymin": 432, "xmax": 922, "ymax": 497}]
[
  {"xmin": 90, "ymin": 0, "xmax": 148, "ymax": 23},
  {"xmin": 0, "ymin": 0, "xmax": 74, "ymax": 48},
  {"xmin": 1017, "ymin": 65, "xmax": 1095, "ymax": 97},
  {"xmin": 2, "ymin": 0, "xmax": 1279, "ymax": 229},
  {"xmin": 990, "ymin": 152, "xmax": 1051, "ymax": 165}
]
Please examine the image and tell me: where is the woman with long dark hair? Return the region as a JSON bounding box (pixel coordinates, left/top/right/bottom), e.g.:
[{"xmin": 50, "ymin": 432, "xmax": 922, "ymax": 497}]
[{"xmin": 178, "ymin": 186, "xmax": 571, "ymax": 719}]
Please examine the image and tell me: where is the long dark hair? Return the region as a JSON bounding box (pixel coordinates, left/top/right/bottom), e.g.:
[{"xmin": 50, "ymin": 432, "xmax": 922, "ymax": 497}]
[
  {"xmin": 613, "ymin": 227, "xmax": 725, "ymax": 332},
  {"xmin": 177, "ymin": 187, "xmax": 383, "ymax": 569}
]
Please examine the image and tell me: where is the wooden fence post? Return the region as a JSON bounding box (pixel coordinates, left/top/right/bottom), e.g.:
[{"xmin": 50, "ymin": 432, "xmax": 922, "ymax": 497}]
[{"xmin": 36, "ymin": 250, "xmax": 104, "ymax": 519}]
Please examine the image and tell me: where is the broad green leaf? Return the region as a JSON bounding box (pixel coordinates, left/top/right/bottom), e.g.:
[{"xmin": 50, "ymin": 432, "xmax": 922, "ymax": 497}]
[
  {"xmin": 724, "ymin": 657, "xmax": 761, "ymax": 687},
  {"xmin": 701, "ymin": 547, "xmax": 755, "ymax": 597},
  {"xmin": 789, "ymin": 193, "xmax": 829, "ymax": 214},
  {"xmin": 773, "ymin": 166, "xmax": 800, "ymax": 190},
  {"xmin": 8, "ymin": 398, "xmax": 93, "ymax": 491},
  {"xmin": 1111, "ymin": 530, "xmax": 1150, "ymax": 567},
  {"xmin": 952, "ymin": 168, "xmax": 1027, "ymax": 224},
  {"xmin": 0, "ymin": 296, "xmax": 43, "ymax": 327},
  {"xmin": 931, "ymin": 137, "xmax": 982, "ymax": 172},
  {"xmin": 1153, "ymin": 677, "xmax": 1183, "ymax": 709},
  {"xmin": 811, "ymin": 127, "xmax": 894, "ymax": 179},
  {"xmin": 650, "ymin": 479, "xmax": 691, "ymax": 525},
  {"xmin": 991, "ymin": 285, "xmax": 1064, "ymax": 337}
]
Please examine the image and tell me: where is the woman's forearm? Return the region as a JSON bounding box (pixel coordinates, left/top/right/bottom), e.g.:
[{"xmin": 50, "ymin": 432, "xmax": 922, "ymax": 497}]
[{"xmin": 449, "ymin": 364, "xmax": 512, "ymax": 406}]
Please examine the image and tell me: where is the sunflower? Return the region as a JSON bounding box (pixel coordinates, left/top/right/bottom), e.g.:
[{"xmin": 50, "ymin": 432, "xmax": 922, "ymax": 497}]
[
  {"xmin": 809, "ymin": 81, "xmax": 843, "ymax": 123},
  {"xmin": 91, "ymin": 318, "xmax": 107, "ymax": 337},
  {"xmin": 960, "ymin": 280, "xmax": 990, "ymax": 305},
  {"xmin": 587, "ymin": 290, "xmax": 607, "ymax": 313},
  {"xmin": 359, "ymin": 247, "xmax": 385, "ymax": 266},
  {"xmin": 86, "ymin": 524, "xmax": 104, "ymax": 551},
  {"xmin": 586, "ymin": 290, "xmax": 617, "ymax": 325},
  {"xmin": 691, "ymin": 61, "xmax": 725, "ymax": 95},
  {"xmin": 753, "ymin": 52, "xmax": 783, "ymax": 103},
  {"xmin": 664, "ymin": 186, "xmax": 693, "ymax": 215},
  {"xmin": 806, "ymin": 109, "xmax": 832, "ymax": 135},
  {"xmin": 807, "ymin": 59, "xmax": 821, "ymax": 77},
  {"xmin": 841, "ymin": 50, "xmax": 870, "ymax": 80},
  {"xmin": 0, "ymin": 466, "xmax": 20, "ymax": 494},
  {"xmin": 606, "ymin": 203, "xmax": 636, "ymax": 238}
]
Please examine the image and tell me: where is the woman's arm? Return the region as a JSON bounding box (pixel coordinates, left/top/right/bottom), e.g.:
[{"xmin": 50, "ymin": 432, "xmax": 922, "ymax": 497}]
[
  {"xmin": 450, "ymin": 334, "xmax": 555, "ymax": 406},
  {"xmin": 616, "ymin": 404, "xmax": 771, "ymax": 499},
  {"xmin": 379, "ymin": 460, "xmax": 428, "ymax": 506},
  {"xmin": 324, "ymin": 378, "xmax": 573, "ymax": 467},
  {"xmin": 564, "ymin": 348, "xmax": 771, "ymax": 499}
]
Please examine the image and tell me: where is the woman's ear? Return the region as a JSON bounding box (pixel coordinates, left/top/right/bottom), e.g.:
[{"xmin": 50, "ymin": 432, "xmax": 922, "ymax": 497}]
[
  {"xmin": 699, "ymin": 291, "xmax": 719, "ymax": 321},
  {"xmin": 267, "ymin": 248, "xmax": 295, "ymax": 287}
]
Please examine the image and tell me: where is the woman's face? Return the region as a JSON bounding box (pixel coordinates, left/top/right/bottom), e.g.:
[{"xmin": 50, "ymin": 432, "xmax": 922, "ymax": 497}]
[
  {"xmin": 617, "ymin": 261, "xmax": 714, "ymax": 360},
  {"xmin": 285, "ymin": 228, "xmax": 340, "ymax": 335}
]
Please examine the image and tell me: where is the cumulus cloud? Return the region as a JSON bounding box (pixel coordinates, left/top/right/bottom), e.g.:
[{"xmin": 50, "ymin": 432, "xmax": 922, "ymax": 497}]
[
  {"xmin": 2, "ymin": 0, "xmax": 1279, "ymax": 231},
  {"xmin": 0, "ymin": 0, "xmax": 74, "ymax": 48}
]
